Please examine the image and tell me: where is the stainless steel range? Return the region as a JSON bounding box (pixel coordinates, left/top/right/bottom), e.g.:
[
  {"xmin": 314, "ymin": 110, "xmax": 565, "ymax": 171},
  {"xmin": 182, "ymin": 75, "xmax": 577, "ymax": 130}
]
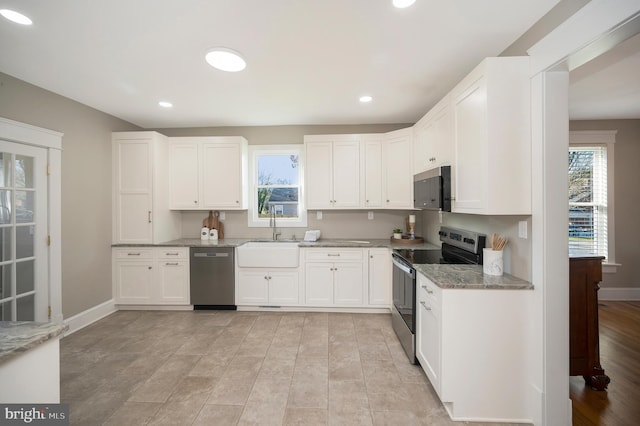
[{"xmin": 391, "ymin": 226, "xmax": 486, "ymax": 364}]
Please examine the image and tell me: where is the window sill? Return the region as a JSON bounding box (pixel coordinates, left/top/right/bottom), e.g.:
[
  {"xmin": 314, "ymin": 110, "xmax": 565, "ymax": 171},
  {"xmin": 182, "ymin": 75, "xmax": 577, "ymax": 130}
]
[{"xmin": 603, "ymin": 262, "xmax": 620, "ymax": 274}]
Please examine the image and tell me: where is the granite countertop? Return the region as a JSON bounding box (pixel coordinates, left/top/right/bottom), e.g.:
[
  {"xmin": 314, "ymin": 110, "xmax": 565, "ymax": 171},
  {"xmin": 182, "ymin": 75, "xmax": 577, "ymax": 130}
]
[
  {"xmin": 0, "ymin": 321, "xmax": 68, "ymax": 365},
  {"xmin": 415, "ymin": 264, "xmax": 534, "ymax": 290},
  {"xmin": 114, "ymin": 238, "xmax": 439, "ymax": 250}
]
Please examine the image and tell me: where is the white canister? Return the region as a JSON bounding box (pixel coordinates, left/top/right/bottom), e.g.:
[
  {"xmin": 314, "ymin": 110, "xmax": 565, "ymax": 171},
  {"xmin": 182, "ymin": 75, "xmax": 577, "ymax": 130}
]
[
  {"xmin": 209, "ymin": 228, "xmax": 218, "ymax": 241},
  {"xmin": 201, "ymin": 227, "xmax": 210, "ymax": 240},
  {"xmin": 483, "ymin": 248, "xmax": 503, "ymax": 276}
]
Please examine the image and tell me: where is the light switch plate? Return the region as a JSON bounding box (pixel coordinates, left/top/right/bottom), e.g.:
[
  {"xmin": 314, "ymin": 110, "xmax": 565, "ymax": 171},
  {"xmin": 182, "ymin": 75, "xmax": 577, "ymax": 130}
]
[
  {"xmin": 368, "ymin": 211, "xmax": 374, "ymax": 220},
  {"xmin": 317, "ymin": 211, "xmax": 323, "ymax": 220},
  {"xmin": 518, "ymin": 221, "xmax": 527, "ymax": 239}
]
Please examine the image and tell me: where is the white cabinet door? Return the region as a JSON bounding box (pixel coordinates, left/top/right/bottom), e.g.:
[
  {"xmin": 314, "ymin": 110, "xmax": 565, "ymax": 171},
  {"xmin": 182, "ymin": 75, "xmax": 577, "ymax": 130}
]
[
  {"xmin": 413, "ymin": 115, "xmax": 435, "ymax": 174},
  {"xmin": 451, "ymin": 57, "xmax": 530, "ymax": 215},
  {"xmin": 305, "ymin": 142, "xmax": 333, "ymax": 209},
  {"xmin": 114, "ymin": 140, "xmax": 153, "ymax": 243},
  {"xmin": 333, "ymin": 262, "xmax": 365, "ymax": 306},
  {"xmin": 305, "ymin": 263, "xmax": 334, "ymax": 306},
  {"xmin": 202, "ymin": 142, "xmax": 243, "ymax": 209},
  {"xmin": 363, "ymin": 140, "xmax": 383, "ymax": 208},
  {"xmin": 157, "ymin": 260, "xmax": 190, "ymax": 304},
  {"xmin": 114, "ymin": 261, "xmax": 154, "ymax": 304},
  {"xmin": 431, "ymin": 100, "xmax": 453, "ymax": 168},
  {"xmin": 368, "ymin": 249, "xmax": 391, "ymax": 306},
  {"xmin": 268, "ymin": 271, "xmax": 299, "ymax": 306},
  {"xmin": 332, "ymin": 141, "xmax": 360, "ymax": 208},
  {"xmin": 169, "ymin": 142, "xmax": 200, "ymax": 209},
  {"xmin": 416, "ymin": 275, "xmax": 442, "ymax": 395},
  {"xmin": 237, "ymin": 270, "xmax": 269, "ymax": 305},
  {"xmin": 452, "ymin": 79, "xmax": 487, "ymax": 212},
  {"xmin": 383, "ymin": 128, "xmax": 413, "ymax": 209}
]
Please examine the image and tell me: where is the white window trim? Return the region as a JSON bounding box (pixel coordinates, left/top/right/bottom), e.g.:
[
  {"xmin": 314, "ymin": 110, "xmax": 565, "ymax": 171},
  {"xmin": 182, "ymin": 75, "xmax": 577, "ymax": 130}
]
[
  {"xmin": 569, "ymin": 130, "xmax": 618, "ymax": 273},
  {"xmin": 247, "ymin": 144, "xmax": 307, "ymax": 228}
]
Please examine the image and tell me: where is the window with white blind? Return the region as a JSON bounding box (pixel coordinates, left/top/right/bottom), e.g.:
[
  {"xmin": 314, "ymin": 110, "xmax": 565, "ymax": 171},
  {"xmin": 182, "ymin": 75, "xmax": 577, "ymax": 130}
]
[
  {"xmin": 568, "ymin": 130, "xmax": 616, "ymax": 266},
  {"xmin": 568, "ymin": 146, "xmax": 607, "ymax": 257}
]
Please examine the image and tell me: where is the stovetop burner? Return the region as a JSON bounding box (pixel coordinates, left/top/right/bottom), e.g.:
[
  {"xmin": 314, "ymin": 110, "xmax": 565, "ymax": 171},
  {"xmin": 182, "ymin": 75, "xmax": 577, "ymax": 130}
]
[{"xmin": 393, "ymin": 226, "xmax": 487, "ymax": 266}]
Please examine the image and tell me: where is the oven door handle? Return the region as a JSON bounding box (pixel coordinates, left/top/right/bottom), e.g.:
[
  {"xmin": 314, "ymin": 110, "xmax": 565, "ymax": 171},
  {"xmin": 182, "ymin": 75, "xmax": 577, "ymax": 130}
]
[{"xmin": 392, "ymin": 258, "xmax": 415, "ymax": 277}]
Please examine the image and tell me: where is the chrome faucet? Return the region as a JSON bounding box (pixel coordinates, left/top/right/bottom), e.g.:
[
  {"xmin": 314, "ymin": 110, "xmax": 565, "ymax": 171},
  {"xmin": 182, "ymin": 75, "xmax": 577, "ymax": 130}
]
[{"xmin": 270, "ymin": 205, "xmax": 281, "ymax": 241}]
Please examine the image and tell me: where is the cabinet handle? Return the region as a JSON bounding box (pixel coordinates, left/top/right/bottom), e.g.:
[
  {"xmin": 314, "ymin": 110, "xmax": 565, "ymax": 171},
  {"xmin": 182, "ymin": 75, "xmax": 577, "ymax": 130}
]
[
  {"xmin": 421, "ymin": 285, "xmax": 433, "ymax": 294},
  {"xmin": 236, "ymin": 200, "xmax": 239, "ymax": 203},
  {"xmin": 194, "ymin": 200, "xmax": 198, "ymax": 204},
  {"xmin": 148, "ymin": 266, "xmax": 152, "ymax": 270},
  {"xmin": 165, "ymin": 262, "xmax": 179, "ymax": 266},
  {"xmin": 328, "ymin": 253, "xmax": 341, "ymax": 257},
  {"xmin": 166, "ymin": 253, "xmax": 179, "ymax": 256},
  {"xmin": 420, "ymin": 301, "xmax": 431, "ymax": 311},
  {"xmin": 127, "ymin": 253, "xmax": 141, "ymax": 256},
  {"xmin": 148, "ymin": 211, "xmax": 152, "ymax": 223},
  {"xmin": 386, "ymin": 199, "xmax": 390, "ymax": 203}
]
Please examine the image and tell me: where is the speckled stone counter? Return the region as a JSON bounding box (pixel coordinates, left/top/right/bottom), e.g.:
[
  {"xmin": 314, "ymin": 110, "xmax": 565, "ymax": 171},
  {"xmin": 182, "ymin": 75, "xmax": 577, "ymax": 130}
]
[
  {"xmin": 0, "ymin": 321, "xmax": 68, "ymax": 365},
  {"xmin": 415, "ymin": 263, "xmax": 533, "ymax": 290},
  {"xmin": 114, "ymin": 238, "xmax": 439, "ymax": 250}
]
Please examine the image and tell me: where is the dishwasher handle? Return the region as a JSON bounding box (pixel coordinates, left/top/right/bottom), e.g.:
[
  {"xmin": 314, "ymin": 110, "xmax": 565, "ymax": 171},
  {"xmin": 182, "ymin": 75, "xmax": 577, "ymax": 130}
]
[{"xmin": 193, "ymin": 252, "xmax": 230, "ymax": 258}]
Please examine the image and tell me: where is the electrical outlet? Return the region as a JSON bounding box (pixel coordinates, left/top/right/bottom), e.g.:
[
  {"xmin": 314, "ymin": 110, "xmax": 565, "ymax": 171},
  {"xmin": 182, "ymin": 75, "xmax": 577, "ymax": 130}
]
[
  {"xmin": 518, "ymin": 221, "xmax": 528, "ymax": 239},
  {"xmin": 317, "ymin": 211, "xmax": 323, "ymax": 220},
  {"xmin": 368, "ymin": 211, "xmax": 374, "ymax": 220},
  {"xmin": 220, "ymin": 212, "xmax": 225, "ymax": 220}
]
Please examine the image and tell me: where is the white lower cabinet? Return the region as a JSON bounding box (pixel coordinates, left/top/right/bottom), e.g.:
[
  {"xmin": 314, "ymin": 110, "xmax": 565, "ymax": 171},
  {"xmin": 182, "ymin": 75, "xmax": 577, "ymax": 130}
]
[
  {"xmin": 415, "ymin": 272, "xmax": 530, "ymax": 421},
  {"xmin": 368, "ymin": 248, "xmax": 391, "ymax": 306},
  {"xmin": 237, "ymin": 269, "xmax": 299, "ymax": 306},
  {"xmin": 303, "ymin": 248, "xmax": 366, "ymax": 307},
  {"xmin": 113, "ymin": 247, "xmax": 190, "ymax": 305},
  {"xmin": 236, "ymin": 247, "xmax": 390, "ymax": 310}
]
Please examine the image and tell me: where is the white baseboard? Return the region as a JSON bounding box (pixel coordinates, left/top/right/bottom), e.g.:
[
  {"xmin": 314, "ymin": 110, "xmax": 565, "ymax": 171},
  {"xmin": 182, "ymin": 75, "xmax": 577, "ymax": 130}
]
[
  {"xmin": 236, "ymin": 306, "xmax": 391, "ymax": 314},
  {"xmin": 599, "ymin": 287, "xmax": 640, "ymax": 301},
  {"xmin": 63, "ymin": 299, "xmax": 117, "ymax": 336},
  {"xmin": 116, "ymin": 305, "xmax": 194, "ymax": 311}
]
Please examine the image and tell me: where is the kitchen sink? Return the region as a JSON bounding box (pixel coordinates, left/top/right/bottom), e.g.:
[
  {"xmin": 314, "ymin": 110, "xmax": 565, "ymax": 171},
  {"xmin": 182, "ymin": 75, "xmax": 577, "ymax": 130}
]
[{"xmin": 236, "ymin": 241, "xmax": 299, "ymax": 267}]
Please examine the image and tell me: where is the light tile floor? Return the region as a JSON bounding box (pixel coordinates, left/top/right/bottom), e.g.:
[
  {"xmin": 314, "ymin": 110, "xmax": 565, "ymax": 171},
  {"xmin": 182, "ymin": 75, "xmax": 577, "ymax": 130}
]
[{"xmin": 60, "ymin": 311, "xmax": 526, "ymax": 425}]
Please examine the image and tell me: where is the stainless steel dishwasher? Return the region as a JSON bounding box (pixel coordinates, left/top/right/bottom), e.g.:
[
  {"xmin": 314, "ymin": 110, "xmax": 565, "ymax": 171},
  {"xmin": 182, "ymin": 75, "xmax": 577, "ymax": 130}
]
[{"xmin": 190, "ymin": 247, "xmax": 236, "ymax": 310}]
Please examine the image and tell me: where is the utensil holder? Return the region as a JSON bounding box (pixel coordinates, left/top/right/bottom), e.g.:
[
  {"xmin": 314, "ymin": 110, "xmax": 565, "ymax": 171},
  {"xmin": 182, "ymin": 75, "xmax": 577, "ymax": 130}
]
[{"xmin": 483, "ymin": 248, "xmax": 503, "ymax": 276}]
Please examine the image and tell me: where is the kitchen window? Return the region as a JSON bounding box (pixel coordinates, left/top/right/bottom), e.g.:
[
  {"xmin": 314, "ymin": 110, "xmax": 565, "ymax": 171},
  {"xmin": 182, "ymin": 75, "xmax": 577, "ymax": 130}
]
[
  {"xmin": 569, "ymin": 131, "xmax": 617, "ymax": 271},
  {"xmin": 247, "ymin": 145, "xmax": 307, "ymax": 227}
]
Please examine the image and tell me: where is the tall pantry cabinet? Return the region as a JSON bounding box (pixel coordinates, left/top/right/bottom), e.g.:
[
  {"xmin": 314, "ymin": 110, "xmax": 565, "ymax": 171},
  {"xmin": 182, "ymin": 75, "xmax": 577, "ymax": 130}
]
[{"xmin": 112, "ymin": 131, "xmax": 181, "ymax": 244}]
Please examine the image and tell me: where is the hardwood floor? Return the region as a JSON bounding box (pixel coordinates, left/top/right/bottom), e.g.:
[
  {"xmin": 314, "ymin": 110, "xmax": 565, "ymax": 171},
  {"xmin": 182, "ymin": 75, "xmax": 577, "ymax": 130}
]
[{"xmin": 570, "ymin": 301, "xmax": 640, "ymax": 426}]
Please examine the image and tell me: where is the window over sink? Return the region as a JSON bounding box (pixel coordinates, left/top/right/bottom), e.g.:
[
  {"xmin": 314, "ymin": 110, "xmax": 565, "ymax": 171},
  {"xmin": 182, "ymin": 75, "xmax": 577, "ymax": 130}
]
[{"xmin": 248, "ymin": 145, "xmax": 307, "ymax": 227}]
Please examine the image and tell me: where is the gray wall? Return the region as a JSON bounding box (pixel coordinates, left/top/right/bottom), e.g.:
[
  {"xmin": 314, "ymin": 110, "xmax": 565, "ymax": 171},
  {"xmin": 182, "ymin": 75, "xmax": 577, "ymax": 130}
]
[
  {"xmin": 0, "ymin": 71, "xmax": 140, "ymax": 318},
  {"xmin": 570, "ymin": 119, "xmax": 640, "ymax": 289}
]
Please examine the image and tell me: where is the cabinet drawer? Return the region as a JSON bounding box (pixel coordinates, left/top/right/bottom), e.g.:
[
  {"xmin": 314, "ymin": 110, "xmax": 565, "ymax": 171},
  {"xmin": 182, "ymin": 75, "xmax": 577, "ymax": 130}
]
[
  {"xmin": 114, "ymin": 248, "xmax": 154, "ymax": 259},
  {"xmin": 155, "ymin": 247, "xmax": 188, "ymax": 259},
  {"xmin": 417, "ymin": 273, "xmax": 441, "ymax": 305},
  {"xmin": 304, "ymin": 248, "xmax": 363, "ymax": 262}
]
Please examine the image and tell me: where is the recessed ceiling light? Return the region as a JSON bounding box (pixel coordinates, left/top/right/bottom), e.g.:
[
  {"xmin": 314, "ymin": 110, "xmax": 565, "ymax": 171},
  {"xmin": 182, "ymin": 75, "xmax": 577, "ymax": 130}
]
[
  {"xmin": 359, "ymin": 95, "xmax": 373, "ymax": 103},
  {"xmin": 158, "ymin": 101, "xmax": 173, "ymax": 108},
  {"xmin": 0, "ymin": 9, "xmax": 33, "ymax": 25},
  {"xmin": 392, "ymin": 0, "xmax": 416, "ymax": 8},
  {"xmin": 205, "ymin": 48, "xmax": 246, "ymax": 72}
]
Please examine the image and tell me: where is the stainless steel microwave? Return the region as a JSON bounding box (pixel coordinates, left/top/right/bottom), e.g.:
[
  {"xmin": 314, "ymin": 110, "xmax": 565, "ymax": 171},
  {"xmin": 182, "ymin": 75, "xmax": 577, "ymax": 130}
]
[{"xmin": 413, "ymin": 166, "xmax": 451, "ymax": 211}]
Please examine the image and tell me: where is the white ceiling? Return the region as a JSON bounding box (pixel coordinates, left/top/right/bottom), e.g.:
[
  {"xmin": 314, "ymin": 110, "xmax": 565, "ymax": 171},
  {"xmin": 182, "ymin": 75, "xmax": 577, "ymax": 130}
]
[
  {"xmin": 0, "ymin": 0, "xmax": 564, "ymax": 128},
  {"xmin": 569, "ymin": 32, "xmax": 640, "ymax": 120}
]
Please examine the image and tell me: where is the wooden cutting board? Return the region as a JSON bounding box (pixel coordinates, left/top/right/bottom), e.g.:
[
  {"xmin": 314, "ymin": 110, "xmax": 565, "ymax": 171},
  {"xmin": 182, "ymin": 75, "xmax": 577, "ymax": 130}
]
[{"xmin": 202, "ymin": 210, "xmax": 224, "ymax": 239}]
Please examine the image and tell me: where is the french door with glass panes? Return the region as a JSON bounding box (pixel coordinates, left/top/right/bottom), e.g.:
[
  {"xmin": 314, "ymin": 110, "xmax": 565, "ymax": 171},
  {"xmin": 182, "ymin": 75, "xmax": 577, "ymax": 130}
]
[{"xmin": 0, "ymin": 141, "xmax": 48, "ymax": 322}]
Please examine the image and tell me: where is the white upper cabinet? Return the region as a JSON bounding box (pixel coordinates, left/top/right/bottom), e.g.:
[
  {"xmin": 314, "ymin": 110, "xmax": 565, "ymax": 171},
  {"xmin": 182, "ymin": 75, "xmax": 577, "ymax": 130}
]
[
  {"xmin": 450, "ymin": 57, "xmax": 531, "ymax": 215},
  {"xmin": 112, "ymin": 132, "xmax": 181, "ymax": 244},
  {"xmin": 414, "ymin": 95, "xmax": 453, "ymax": 174},
  {"xmin": 383, "ymin": 127, "xmax": 414, "ymax": 209},
  {"xmin": 305, "ymin": 131, "xmax": 410, "ymax": 210},
  {"xmin": 363, "ymin": 139, "xmax": 384, "ymax": 208},
  {"xmin": 304, "ymin": 136, "xmax": 360, "ymax": 209},
  {"xmin": 169, "ymin": 136, "xmax": 248, "ymax": 210}
]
